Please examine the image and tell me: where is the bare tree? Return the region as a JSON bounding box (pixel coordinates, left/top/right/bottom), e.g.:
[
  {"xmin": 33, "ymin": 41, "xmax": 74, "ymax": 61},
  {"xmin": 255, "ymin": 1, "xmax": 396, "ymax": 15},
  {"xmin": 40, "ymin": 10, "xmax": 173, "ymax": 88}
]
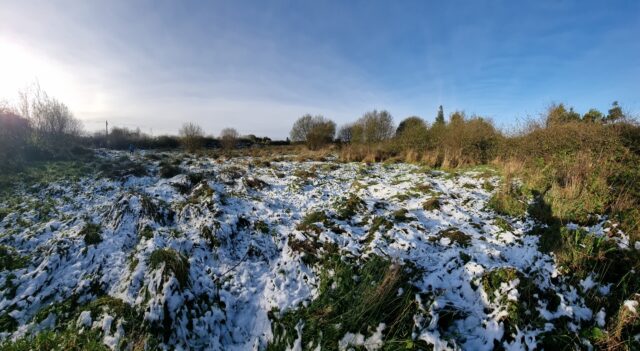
[
  {"xmin": 352, "ymin": 110, "xmax": 395, "ymax": 144},
  {"xmin": 220, "ymin": 128, "xmax": 239, "ymax": 149},
  {"xmin": 179, "ymin": 122, "xmax": 205, "ymax": 152},
  {"xmin": 18, "ymin": 83, "xmax": 82, "ymax": 143},
  {"xmin": 337, "ymin": 123, "xmax": 355, "ymax": 143},
  {"xmin": 290, "ymin": 114, "xmax": 336, "ymax": 149}
]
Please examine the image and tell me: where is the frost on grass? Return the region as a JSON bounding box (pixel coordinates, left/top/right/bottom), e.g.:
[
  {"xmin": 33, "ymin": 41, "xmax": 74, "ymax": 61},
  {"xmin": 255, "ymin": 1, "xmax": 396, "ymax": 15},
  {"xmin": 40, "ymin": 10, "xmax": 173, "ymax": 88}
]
[{"xmin": 0, "ymin": 151, "xmax": 635, "ymax": 350}]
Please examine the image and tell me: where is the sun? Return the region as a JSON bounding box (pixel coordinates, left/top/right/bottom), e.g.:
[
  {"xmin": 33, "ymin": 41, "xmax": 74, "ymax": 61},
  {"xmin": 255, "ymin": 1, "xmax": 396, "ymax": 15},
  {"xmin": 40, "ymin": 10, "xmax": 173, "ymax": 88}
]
[{"xmin": 0, "ymin": 38, "xmax": 73, "ymax": 103}]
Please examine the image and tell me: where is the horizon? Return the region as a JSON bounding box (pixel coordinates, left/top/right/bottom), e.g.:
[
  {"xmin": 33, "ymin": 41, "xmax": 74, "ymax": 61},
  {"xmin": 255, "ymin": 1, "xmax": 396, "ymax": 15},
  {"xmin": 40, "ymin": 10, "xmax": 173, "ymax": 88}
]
[{"xmin": 1, "ymin": 0, "xmax": 639, "ymax": 139}]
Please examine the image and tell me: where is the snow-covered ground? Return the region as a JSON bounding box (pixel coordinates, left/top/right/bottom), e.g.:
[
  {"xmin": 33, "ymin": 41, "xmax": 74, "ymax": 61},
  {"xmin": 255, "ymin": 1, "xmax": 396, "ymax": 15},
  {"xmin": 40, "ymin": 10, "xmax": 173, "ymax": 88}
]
[{"xmin": 0, "ymin": 151, "xmax": 620, "ymax": 350}]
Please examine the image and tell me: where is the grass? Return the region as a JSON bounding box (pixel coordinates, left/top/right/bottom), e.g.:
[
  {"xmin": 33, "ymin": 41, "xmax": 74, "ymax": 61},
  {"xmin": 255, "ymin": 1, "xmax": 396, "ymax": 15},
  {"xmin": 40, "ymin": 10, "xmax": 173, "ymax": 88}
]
[
  {"xmin": 422, "ymin": 198, "xmax": 440, "ymax": 211},
  {"xmin": 437, "ymin": 228, "xmax": 471, "ymax": 247},
  {"xmin": 392, "ymin": 208, "xmax": 412, "ymax": 222},
  {"xmin": 254, "ymin": 220, "xmax": 270, "ymax": 234},
  {"xmin": 268, "ymin": 255, "xmax": 423, "ymax": 350},
  {"xmin": 334, "ymin": 193, "xmax": 366, "ymax": 220},
  {"xmin": 10, "ymin": 294, "xmax": 148, "ymax": 351},
  {"xmin": 139, "ymin": 225, "xmax": 154, "ymax": 239},
  {"xmin": 494, "ymin": 217, "xmax": 513, "ymax": 232},
  {"xmin": 487, "ymin": 182, "xmax": 528, "ymax": 218},
  {"xmin": 0, "ymin": 161, "xmax": 94, "ymax": 200},
  {"xmin": 0, "ymin": 245, "xmax": 28, "ymax": 270},
  {"xmin": 243, "ymin": 177, "xmax": 268, "ymax": 190},
  {"xmin": 158, "ymin": 162, "xmax": 181, "ymax": 178},
  {"xmin": 368, "ymin": 216, "xmax": 393, "ymax": 243},
  {"xmin": 148, "ymin": 248, "xmax": 190, "ymax": 288},
  {"xmin": 0, "ymin": 329, "xmax": 109, "ymax": 351},
  {"xmin": 201, "ymin": 225, "xmax": 221, "ymax": 248},
  {"xmin": 481, "ymin": 267, "xmax": 544, "ymax": 339},
  {"xmin": 81, "ymin": 223, "xmax": 102, "ymax": 246}
]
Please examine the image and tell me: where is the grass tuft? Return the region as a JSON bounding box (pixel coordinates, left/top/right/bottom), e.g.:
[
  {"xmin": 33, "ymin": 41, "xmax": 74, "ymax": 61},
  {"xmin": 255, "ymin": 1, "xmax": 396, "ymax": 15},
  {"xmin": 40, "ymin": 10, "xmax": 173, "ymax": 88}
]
[{"xmin": 148, "ymin": 248, "xmax": 190, "ymax": 288}]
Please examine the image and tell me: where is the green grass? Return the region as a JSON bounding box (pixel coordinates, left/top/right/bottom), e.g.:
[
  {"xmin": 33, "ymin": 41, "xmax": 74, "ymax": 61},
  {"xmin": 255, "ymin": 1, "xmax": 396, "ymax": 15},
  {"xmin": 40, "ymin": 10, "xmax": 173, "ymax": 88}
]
[
  {"xmin": 392, "ymin": 209, "xmax": 412, "ymax": 222},
  {"xmin": 0, "ymin": 329, "xmax": 109, "ymax": 351},
  {"xmin": 487, "ymin": 183, "xmax": 528, "ymax": 218},
  {"xmin": 0, "ymin": 245, "xmax": 28, "ymax": 271},
  {"xmin": 148, "ymin": 248, "xmax": 190, "ymax": 288},
  {"xmin": 268, "ymin": 255, "xmax": 423, "ymax": 351},
  {"xmin": 81, "ymin": 223, "xmax": 102, "ymax": 246},
  {"xmin": 494, "ymin": 217, "xmax": 513, "ymax": 232},
  {"xmin": 296, "ymin": 211, "xmax": 332, "ymax": 235},
  {"xmin": 334, "ymin": 193, "xmax": 366, "ymax": 220}
]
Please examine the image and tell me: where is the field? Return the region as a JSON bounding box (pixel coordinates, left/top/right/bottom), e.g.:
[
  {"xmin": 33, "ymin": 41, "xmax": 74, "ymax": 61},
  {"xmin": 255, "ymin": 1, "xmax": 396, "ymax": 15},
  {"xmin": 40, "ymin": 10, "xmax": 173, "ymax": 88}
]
[{"xmin": 0, "ymin": 150, "xmax": 637, "ymax": 350}]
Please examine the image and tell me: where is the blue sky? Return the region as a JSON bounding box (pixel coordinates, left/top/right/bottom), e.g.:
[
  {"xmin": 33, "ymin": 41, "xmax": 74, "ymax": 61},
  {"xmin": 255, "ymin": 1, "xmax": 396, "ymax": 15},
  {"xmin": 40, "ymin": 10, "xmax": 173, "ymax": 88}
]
[{"xmin": 1, "ymin": 0, "xmax": 639, "ymax": 138}]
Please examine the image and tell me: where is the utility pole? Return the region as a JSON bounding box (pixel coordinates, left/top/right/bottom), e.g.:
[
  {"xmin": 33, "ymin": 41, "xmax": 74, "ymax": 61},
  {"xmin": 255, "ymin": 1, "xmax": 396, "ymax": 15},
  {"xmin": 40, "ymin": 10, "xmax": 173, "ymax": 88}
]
[{"xmin": 105, "ymin": 121, "xmax": 109, "ymax": 136}]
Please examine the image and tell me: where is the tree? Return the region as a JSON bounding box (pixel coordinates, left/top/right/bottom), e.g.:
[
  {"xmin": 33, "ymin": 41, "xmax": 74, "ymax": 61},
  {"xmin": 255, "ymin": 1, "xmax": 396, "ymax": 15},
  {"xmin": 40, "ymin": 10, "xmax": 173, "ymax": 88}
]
[
  {"xmin": 179, "ymin": 122, "xmax": 205, "ymax": 152},
  {"xmin": 337, "ymin": 123, "xmax": 355, "ymax": 143},
  {"xmin": 18, "ymin": 83, "xmax": 82, "ymax": 143},
  {"xmin": 351, "ymin": 110, "xmax": 395, "ymax": 144},
  {"xmin": 395, "ymin": 116, "xmax": 429, "ymax": 150},
  {"xmin": 290, "ymin": 114, "xmax": 336, "ymax": 150},
  {"xmin": 220, "ymin": 128, "xmax": 239, "ymax": 149},
  {"xmin": 545, "ymin": 103, "xmax": 581, "ymax": 127},
  {"xmin": 606, "ymin": 101, "xmax": 624, "ymax": 123},
  {"xmin": 435, "ymin": 105, "xmax": 445, "ymax": 125},
  {"xmin": 0, "ymin": 109, "xmax": 31, "ymax": 170},
  {"xmin": 582, "ymin": 109, "xmax": 604, "ymax": 123}
]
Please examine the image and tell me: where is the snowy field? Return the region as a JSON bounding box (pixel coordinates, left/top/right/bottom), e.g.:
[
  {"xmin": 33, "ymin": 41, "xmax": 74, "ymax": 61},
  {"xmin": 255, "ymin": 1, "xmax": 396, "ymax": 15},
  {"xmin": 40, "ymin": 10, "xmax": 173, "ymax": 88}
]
[{"xmin": 0, "ymin": 150, "xmax": 621, "ymax": 350}]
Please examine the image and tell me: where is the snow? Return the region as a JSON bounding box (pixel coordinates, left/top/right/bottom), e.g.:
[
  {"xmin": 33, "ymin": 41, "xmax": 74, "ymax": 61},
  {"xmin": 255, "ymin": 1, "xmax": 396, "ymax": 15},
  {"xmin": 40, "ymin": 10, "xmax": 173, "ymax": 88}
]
[
  {"xmin": 77, "ymin": 311, "xmax": 92, "ymax": 328},
  {"xmin": 0, "ymin": 150, "xmax": 623, "ymax": 349},
  {"xmin": 624, "ymin": 300, "xmax": 638, "ymax": 314}
]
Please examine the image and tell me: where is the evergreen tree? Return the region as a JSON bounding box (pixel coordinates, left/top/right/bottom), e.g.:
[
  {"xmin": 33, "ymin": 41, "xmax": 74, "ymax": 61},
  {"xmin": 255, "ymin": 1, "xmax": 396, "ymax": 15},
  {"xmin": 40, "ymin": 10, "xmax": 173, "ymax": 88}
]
[{"xmin": 435, "ymin": 105, "xmax": 445, "ymax": 125}]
